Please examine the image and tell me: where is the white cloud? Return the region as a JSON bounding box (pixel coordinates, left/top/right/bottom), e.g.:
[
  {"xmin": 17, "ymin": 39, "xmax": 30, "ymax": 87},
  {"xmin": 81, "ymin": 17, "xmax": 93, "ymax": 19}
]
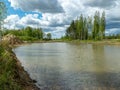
[
  {"xmin": 19, "ymin": 14, "xmax": 41, "ymax": 27},
  {"xmin": 41, "ymin": 13, "xmax": 70, "ymax": 27},
  {"xmin": 4, "ymin": 14, "xmax": 40, "ymax": 29},
  {"xmin": 4, "ymin": 0, "xmax": 120, "ymax": 38},
  {"xmin": 4, "ymin": 15, "xmax": 20, "ymax": 29}
]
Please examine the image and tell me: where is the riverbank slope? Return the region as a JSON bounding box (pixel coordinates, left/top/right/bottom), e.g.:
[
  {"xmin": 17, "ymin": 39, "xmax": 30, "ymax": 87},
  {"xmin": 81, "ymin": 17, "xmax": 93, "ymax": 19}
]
[{"xmin": 0, "ymin": 41, "xmax": 39, "ymax": 90}]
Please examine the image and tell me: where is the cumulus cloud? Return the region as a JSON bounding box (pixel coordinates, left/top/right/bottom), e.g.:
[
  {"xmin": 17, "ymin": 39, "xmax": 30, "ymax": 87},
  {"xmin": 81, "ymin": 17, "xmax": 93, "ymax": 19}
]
[
  {"xmin": 8, "ymin": 0, "xmax": 64, "ymax": 13},
  {"xmin": 4, "ymin": 14, "xmax": 40, "ymax": 29},
  {"xmin": 84, "ymin": 0, "xmax": 117, "ymax": 9},
  {"xmin": 41, "ymin": 13, "xmax": 70, "ymax": 27},
  {"xmin": 4, "ymin": 15, "xmax": 20, "ymax": 29},
  {"xmin": 4, "ymin": 0, "xmax": 120, "ymax": 38},
  {"xmin": 19, "ymin": 14, "xmax": 41, "ymax": 27}
]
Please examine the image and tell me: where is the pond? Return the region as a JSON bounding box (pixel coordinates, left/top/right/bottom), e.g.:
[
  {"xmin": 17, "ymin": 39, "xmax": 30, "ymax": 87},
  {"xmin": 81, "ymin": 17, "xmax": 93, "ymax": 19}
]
[{"xmin": 13, "ymin": 43, "xmax": 120, "ymax": 90}]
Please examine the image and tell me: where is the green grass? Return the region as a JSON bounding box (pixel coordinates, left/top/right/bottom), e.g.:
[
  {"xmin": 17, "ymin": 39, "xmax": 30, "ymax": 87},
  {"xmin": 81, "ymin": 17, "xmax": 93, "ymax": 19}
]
[{"xmin": 0, "ymin": 42, "xmax": 22, "ymax": 90}]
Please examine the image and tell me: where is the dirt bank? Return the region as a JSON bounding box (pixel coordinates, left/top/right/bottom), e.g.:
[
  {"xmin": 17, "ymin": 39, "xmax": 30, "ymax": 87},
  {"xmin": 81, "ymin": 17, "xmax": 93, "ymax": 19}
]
[
  {"xmin": 0, "ymin": 35, "xmax": 40, "ymax": 90},
  {"xmin": 12, "ymin": 48, "xmax": 40, "ymax": 90},
  {"xmin": 2, "ymin": 34, "xmax": 23, "ymax": 45}
]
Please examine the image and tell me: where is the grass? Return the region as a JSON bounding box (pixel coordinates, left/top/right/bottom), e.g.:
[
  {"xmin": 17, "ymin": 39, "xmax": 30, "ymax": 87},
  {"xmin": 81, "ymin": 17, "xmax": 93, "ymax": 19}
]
[
  {"xmin": 60, "ymin": 39, "xmax": 120, "ymax": 45},
  {"xmin": 0, "ymin": 41, "xmax": 22, "ymax": 90},
  {"xmin": 0, "ymin": 41, "xmax": 39, "ymax": 90}
]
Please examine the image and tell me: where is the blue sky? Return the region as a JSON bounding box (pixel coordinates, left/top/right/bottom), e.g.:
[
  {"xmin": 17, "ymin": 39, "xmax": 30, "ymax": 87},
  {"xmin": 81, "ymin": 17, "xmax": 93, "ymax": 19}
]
[{"xmin": 3, "ymin": 0, "xmax": 120, "ymax": 38}]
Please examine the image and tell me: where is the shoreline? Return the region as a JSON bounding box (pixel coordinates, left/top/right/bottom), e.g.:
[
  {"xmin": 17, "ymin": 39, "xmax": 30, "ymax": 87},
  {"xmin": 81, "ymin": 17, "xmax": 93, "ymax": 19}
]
[
  {"xmin": 61, "ymin": 39, "xmax": 120, "ymax": 45},
  {"xmin": 18, "ymin": 39, "xmax": 120, "ymax": 46},
  {"xmin": 4, "ymin": 39, "xmax": 120, "ymax": 89},
  {"xmin": 9, "ymin": 39, "xmax": 120, "ymax": 90},
  {"xmin": 0, "ymin": 41, "xmax": 40, "ymax": 90},
  {"xmin": 13, "ymin": 51, "xmax": 40, "ymax": 90},
  {"xmin": 14, "ymin": 40, "xmax": 120, "ymax": 90},
  {"xmin": 12, "ymin": 42, "xmax": 40, "ymax": 90}
]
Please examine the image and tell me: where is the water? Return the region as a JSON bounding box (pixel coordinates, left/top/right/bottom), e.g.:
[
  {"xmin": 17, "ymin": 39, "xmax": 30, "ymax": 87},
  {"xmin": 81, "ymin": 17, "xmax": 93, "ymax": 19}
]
[{"xmin": 14, "ymin": 43, "xmax": 120, "ymax": 90}]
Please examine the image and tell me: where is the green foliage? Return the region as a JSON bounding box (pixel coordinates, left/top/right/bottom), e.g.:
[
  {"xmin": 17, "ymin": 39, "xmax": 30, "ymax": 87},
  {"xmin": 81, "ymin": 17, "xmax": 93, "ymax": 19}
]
[
  {"xmin": 0, "ymin": 0, "xmax": 7, "ymax": 39},
  {"xmin": 44, "ymin": 33, "xmax": 52, "ymax": 40},
  {"xmin": 0, "ymin": 42, "xmax": 21, "ymax": 90},
  {"xmin": 65, "ymin": 11, "xmax": 106, "ymax": 41},
  {"xmin": 100, "ymin": 11, "xmax": 105, "ymax": 39},
  {"xmin": 92, "ymin": 11, "xmax": 106, "ymax": 40},
  {"xmin": 3, "ymin": 26, "xmax": 44, "ymax": 41},
  {"xmin": 46, "ymin": 33, "xmax": 52, "ymax": 40},
  {"xmin": 0, "ymin": 1, "xmax": 7, "ymax": 25},
  {"xmin": 19, "ymin": 36, "xmax": 38, "ymax": 41},
  {"xmin": 106, "ymin": 34, "xmax": 120, "ymax": 39}
]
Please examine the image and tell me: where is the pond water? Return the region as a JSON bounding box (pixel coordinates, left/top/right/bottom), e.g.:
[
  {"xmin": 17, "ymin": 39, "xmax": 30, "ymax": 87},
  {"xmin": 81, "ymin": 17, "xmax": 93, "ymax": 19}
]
[{"xmin": 14, "ymin": 43, "xmax": 120, "ymax": 90}]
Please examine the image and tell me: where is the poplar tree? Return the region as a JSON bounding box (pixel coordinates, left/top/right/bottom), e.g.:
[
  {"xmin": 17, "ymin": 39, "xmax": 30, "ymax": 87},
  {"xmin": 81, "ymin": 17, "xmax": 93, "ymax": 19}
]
[
  {"xmin": 100, "ymin": 11, "xmax": 106, "ymax": 39},
  {"xmin": 65, "ymin": 11, "xmax": 105, "ymax": 40},
  {"xmin": 92, "ymin": 11, "xmax": 100, "ymax": 40}
]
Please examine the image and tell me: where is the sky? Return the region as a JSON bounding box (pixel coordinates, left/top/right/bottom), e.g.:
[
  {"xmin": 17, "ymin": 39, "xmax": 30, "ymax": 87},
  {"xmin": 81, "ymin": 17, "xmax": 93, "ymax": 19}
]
[{"xmin": 2, "ymin": 0, "xmax": 120, "ymax": 38}]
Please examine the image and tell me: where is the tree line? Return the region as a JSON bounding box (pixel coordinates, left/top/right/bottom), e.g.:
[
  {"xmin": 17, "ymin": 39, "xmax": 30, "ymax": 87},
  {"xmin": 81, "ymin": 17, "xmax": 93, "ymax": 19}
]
[
  {"xmin": 106, "ymin": 34, "xmax": 120, "ymax": 39},
  {"xmin": 0, "ymin": 1, "xmax": 52, "ymax": 41},
  {"xmin": 3, "ymin": 26, "xmax": 52, "ymax": 41},
  {"xmin": 64, "ymin": 11, "xmax": 106, "ymax": 40}
]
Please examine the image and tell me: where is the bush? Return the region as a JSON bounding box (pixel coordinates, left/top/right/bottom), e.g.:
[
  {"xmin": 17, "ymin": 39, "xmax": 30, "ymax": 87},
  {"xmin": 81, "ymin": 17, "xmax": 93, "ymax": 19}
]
[{"xmin": 19, "ymin": 36, "xmax": 38, "ymax": 41}]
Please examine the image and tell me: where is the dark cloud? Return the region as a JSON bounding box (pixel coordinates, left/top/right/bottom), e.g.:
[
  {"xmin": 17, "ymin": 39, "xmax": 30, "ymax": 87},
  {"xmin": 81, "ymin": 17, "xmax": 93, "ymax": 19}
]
[
  {"xmin": 84, "ymin": 0, "xmax": 117, "ymax": 9},
  {"xmin": 106, "ymin": 28, "xmax": 120, "ymax": 35},
  {"xmin": 106, "ymin": 21, "xmax": 120, "ymax": 29},
  {"xmin": 49, "ymin": 22, "xmax": 69, "ymax": 27},
  {"xmin": 9, "ymin": 0, "xmax": 64, "ymax": 13},
  {"xmin": 24, "ymin": 19, "xmax": 40, "ymax": 26},
  {"xmin": 109, "ymin": 17, "xmax": 120, "ymax": 22}
]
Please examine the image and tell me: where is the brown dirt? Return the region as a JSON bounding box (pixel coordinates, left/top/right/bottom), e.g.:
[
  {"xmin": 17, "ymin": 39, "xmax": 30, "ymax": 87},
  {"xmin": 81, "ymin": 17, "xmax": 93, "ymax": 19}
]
[
  {"xmin": 1, "ymin": 35, "xmax": 40, "ymax": 90},
  {"xmin": 9, "ymin": 46, "xmax": 40, "ymax": 90},
  {"xmin": 2, "ymin": 34, "xmax": 23, "ymax": 45}
]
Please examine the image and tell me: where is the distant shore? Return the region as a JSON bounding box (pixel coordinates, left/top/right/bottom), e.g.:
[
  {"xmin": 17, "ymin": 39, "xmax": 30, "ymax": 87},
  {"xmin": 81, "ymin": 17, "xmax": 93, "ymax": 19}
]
[
  {"xmin": 65, "ymin": 39, "xmax": 120, "ymax": 45},
  {"xmin": 19, "ymin": 39, "xmax": 120, "ymax": 46}
]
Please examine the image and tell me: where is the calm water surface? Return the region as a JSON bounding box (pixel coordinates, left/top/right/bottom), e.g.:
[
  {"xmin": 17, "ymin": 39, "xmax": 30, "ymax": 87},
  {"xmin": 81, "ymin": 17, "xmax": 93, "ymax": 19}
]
[{"xmin": 14, "ymin": 43, "xmax": 120, "ymax": 90}]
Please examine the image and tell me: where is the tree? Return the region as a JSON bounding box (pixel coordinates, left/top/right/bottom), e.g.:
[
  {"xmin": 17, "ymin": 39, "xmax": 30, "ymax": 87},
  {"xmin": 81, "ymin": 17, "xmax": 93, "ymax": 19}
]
[
  {"xmin": 83, "ymin": 18, "xmax": 88, "ymax": 40},
  {"xmin": 65, "ymin": 11, "xmax": 106, "ymax": 40},
  {"xmin": 87, "ymin": 16, "xmax": 92, "ymax": 40},
  {"xmin": 25, "ymin": 26, "xmax": 33, "ymax": 37},
  {"xmin": 92, "ymin": 11, "xmax": 102, "ymax": 40},
  {"xmin": 75, "ymin": 18, "xmax": 79, "ymax": 39},
  {"xmin": 79, "ymin": 14, "xmax": 84, "ymax": 40},
  {"xmin": 66, "ymin": 20, "xmax": 76, "ymax": 40},
  {"xmin": 0, "ymin": 1, "xmax": 7, "ymax": 39},
  {"xmin": 3, "ymin": 27, "xmax": 44, "ymax": 41},
  {"xmin": 46, "ymin": 33, "xmax": 52, "ymax": 40},
  {"xmin": 32, "ymin": 28, "xmax": 43, "ymax": 39},
  {"xmin": 100, "ymin": 11, "xmax": 106, "ymax": 39},
  {"xmin": 92, "ymin": 11, "xmax": 99, "ymax": 40}
]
